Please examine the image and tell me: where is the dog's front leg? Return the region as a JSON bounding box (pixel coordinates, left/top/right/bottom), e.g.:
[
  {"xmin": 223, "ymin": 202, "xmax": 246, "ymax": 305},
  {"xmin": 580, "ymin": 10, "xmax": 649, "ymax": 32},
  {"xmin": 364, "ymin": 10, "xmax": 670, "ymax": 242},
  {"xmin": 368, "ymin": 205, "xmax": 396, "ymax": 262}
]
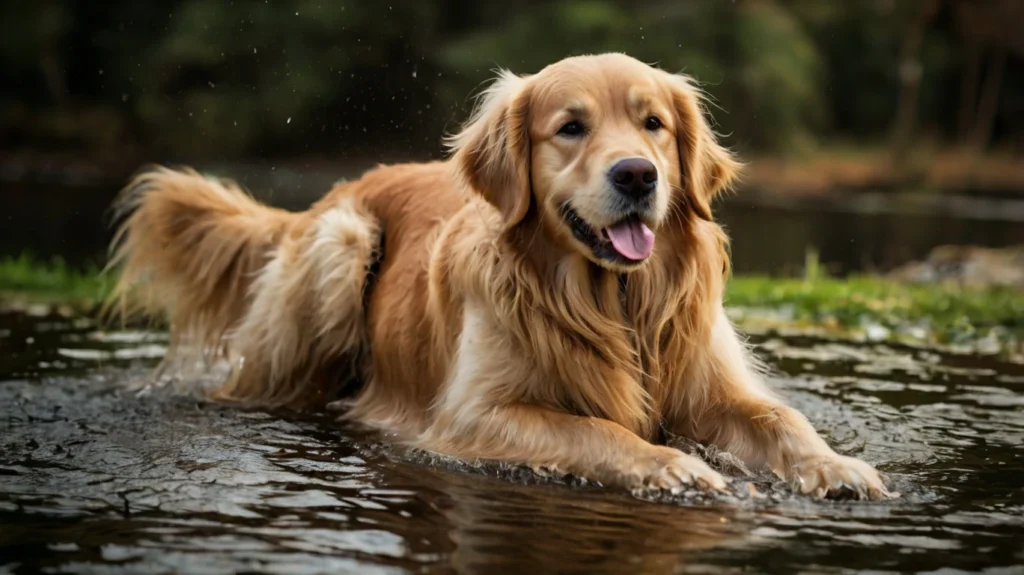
[
  {"xmin": 417, "ymin": 304, "xmax": 726, "ymax": 493},
  {"xmin": 421, "ymin": 402, "xmax": 726, "ymax": 492},
  {"xmin": 672, "ymin": 309, "xmax": 895, "ymax": 500}
]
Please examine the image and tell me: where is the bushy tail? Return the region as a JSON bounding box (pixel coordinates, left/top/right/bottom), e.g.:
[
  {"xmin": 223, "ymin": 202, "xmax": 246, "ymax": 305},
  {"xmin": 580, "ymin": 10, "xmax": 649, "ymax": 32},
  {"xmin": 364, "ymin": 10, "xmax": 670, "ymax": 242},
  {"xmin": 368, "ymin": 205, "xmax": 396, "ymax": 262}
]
[
  {"xmin": 105, "ymin": 166, "xmax": 380, "ymax": 408},
  {"xmin": 105, "ymin": 167, "xmax": 296, "ymax": 353}
]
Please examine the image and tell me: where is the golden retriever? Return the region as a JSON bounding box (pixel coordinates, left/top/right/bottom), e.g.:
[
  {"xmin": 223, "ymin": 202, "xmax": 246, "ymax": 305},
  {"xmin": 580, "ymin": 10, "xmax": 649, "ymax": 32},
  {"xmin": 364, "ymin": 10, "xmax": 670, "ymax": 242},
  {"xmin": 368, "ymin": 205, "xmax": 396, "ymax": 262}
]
[{"xmin": 108, "ymin": 53, "xmax": 893, "ymax": 500}]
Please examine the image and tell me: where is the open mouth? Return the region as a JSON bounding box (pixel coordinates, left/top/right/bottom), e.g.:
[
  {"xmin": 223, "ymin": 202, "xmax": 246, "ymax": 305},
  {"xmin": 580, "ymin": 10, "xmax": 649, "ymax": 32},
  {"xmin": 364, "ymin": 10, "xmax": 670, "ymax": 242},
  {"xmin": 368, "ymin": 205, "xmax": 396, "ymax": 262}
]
[{"xmin": 560, "ymin": 204, "xmax": 655, "ymax": 264}]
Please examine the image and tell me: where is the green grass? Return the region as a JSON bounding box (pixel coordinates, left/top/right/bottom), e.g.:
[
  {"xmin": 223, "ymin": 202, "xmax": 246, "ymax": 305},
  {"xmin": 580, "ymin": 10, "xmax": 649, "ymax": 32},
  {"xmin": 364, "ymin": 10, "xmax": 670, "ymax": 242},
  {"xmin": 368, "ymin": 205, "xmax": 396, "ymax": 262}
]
[
  {"xmin": 727, "ymin": 275, "xmax": 1024, "ymax": 347},
  {"xmin": 1, "ymin": 253, "xmax": 1021, "ymax": 351},
  {"xmin": 724, "ymin": 246, "xmax": 1024, "ymax": 349},
  {"xmin": 0, "ymin": 254, "xmax": 111, "ymax": 303}
]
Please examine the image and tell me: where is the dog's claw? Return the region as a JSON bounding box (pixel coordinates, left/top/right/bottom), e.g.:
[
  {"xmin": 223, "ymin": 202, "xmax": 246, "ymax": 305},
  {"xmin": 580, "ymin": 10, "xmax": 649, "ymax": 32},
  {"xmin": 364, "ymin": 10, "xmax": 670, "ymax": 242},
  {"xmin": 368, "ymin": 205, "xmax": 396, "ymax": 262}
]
[
  {"xmin": 628, "ymin": 446, "xmax": 728, "ymax": 495},
  {"xmin": 790, "ymin": 454, "xmax": 897, "ymax": 501}
]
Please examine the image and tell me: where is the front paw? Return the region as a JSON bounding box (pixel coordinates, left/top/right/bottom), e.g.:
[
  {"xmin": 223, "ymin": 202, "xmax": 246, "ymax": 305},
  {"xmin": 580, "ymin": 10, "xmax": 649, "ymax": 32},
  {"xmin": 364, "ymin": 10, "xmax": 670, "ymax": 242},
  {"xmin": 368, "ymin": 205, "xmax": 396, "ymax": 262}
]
[
  {"xmin": 789, "ymin": 454, "xmax": 897, "ymax": 501},
  {"xmin": 627, "ymin": 446, "xmax": 728, "ymax": 494}
]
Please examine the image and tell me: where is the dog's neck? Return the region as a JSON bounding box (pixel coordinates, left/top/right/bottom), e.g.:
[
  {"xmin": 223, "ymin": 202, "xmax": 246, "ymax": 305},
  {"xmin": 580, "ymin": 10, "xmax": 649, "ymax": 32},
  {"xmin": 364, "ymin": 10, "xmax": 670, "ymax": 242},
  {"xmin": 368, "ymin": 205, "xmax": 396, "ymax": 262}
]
[{"xmin": 509, "ymin": 212, "xmax": 642, "ymax": 324}]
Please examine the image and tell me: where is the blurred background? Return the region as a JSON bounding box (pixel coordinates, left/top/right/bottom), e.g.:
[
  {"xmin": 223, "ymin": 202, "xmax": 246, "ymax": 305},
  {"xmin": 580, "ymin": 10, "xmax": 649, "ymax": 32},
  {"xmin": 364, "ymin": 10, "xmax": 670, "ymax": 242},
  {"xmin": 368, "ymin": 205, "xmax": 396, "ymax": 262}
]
[{"xmin": 2, "ymin": 0, "xmax": 1024, "ymax": 277}]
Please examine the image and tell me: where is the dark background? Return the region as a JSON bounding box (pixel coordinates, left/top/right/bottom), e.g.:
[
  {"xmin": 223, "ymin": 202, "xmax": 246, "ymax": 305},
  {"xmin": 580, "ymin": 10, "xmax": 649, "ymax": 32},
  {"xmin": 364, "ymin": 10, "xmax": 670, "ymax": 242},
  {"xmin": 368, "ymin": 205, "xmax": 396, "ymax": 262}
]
[{"xmin": 2, "ymin": 0, "xmax": 1024, "ymax": 274}]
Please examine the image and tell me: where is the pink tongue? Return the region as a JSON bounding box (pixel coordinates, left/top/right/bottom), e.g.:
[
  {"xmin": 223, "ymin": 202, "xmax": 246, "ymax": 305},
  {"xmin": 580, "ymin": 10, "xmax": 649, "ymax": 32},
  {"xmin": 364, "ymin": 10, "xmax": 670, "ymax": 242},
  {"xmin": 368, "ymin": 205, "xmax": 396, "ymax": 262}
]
[{"xmin": 604, "ymin": 220, "xmax": 655, "ymax": 261}]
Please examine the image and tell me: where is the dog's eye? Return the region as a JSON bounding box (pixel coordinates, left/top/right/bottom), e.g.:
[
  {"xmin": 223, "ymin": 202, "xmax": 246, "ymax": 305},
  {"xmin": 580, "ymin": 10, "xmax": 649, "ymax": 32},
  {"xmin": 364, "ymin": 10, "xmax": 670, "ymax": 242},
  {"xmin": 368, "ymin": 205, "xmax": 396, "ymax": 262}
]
[
  {"xmin": 645, "ymin": 116, "xmax": 663, "ymax": 131},
  {"xmin": 557, "ymin": 120, "xmax": 585, "ymax": 137}
]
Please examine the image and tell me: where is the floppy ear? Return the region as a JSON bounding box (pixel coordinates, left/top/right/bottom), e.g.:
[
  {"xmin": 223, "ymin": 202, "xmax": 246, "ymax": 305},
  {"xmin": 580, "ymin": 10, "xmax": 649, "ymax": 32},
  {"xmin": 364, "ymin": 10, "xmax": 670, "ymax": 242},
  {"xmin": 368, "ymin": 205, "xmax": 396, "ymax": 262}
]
[
  {"xmin": 447, "ymin": 70, "xmax": 533, "ymax": 228},
  {"xmin": 667, "ymin": 74, "xmax": 741, "ymax": 221}
]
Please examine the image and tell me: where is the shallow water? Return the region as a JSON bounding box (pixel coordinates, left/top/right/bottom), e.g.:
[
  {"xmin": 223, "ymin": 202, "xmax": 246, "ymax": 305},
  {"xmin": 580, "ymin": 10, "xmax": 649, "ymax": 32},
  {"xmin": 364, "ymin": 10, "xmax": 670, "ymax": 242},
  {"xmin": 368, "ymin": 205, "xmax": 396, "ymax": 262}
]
[{"xmin": 1, "ymin": 308, "xmax": 1023, "ymax": 574}]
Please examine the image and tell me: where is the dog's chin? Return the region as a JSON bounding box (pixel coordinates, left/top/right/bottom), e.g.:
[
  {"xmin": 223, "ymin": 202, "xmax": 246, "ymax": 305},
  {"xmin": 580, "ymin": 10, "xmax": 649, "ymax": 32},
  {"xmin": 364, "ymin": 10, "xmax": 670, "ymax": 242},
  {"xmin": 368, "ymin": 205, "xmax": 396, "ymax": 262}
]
[{"xmin": 559, "ymin": 204, "xmax": 656, "ymax": 271}]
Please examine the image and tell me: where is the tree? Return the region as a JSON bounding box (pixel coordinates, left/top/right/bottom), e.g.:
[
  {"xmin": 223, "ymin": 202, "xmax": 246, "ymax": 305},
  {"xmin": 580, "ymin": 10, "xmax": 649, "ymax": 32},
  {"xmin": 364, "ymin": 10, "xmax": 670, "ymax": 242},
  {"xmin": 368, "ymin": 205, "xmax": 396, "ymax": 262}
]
[
  {"xmin": 952, "ymin": 0, "xmax": 1024, "ymax": 150},
  {"xmin": 890, "ymin": 0, "xmax": 940, "ymax": 164}
]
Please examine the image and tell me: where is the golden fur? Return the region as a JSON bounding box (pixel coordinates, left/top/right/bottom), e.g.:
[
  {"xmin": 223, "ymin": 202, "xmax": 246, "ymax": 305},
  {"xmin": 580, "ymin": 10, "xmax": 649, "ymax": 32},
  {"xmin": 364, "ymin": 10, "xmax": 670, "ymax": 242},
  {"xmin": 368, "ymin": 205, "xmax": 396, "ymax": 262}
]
[{"xmin": 107, "ymin": 54, "xmax": 893, "ymax": 499}]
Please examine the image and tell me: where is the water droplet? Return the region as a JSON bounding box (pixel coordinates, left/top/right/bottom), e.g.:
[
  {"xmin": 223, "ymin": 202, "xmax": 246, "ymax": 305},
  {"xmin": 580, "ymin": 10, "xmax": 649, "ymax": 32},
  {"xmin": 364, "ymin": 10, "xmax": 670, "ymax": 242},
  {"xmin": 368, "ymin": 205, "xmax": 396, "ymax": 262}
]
[
  {"xmin": 208, "ymin": 81, "xmax": 215, "ymax": 88},
  {"xmin": 98, "ymin": 69, "xmax": 104, "ymax": 75},
  {"xmin": 253, "ymin": 47, "xmax": 257, "ymax": 54},
  {"xmin": 287, "ymin": 117, "xmax": 292, "ymax": 124},
  {"xmin": 121, "ymin": 93, "xmax": 128, "ymax": 102}
]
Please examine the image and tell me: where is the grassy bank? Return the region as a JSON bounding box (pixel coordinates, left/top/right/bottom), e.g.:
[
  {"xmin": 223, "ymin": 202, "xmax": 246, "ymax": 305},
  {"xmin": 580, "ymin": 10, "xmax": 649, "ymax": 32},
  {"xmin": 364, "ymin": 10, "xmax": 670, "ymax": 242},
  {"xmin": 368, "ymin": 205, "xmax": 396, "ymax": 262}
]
[
  {"xmin": 726, "ymin": 275, "xmax": 1023, "ymax": 351},
  {"xmin": 3, "ymin": 254, "xmax": 1021, "ymax": 355},
  {"xmin": 0, "ymin": 254, "xmax": 111, "ymax": 304}
]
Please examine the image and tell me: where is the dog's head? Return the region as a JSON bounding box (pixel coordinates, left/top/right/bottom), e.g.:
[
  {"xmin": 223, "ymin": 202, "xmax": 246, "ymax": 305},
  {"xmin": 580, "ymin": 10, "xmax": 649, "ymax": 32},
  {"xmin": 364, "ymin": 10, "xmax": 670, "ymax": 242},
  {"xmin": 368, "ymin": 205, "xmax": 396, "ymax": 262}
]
[{"xmin": 448, "ymin": 53, "xmax": 739, "ymax": 272}]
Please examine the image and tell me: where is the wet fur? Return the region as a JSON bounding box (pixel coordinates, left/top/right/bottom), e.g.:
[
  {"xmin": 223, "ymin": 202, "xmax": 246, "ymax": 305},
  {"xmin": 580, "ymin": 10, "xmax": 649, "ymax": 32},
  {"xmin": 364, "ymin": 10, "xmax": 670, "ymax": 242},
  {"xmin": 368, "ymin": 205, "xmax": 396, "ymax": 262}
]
[{"xmin": 107, "ymin": 54, "xmax": 892, "ymax": 499}]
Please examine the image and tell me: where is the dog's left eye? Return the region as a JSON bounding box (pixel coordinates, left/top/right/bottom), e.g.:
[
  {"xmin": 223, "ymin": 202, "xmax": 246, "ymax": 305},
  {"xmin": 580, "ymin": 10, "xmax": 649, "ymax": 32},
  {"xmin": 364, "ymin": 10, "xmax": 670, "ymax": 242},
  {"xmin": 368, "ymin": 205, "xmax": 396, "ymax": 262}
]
[
  {"xmin": 645, "ymin": 116, "xmax": 663, "ymax": 131},
  {"xmin": 558, "ymin": 120, "xmax": 586, "ymax": 137}
]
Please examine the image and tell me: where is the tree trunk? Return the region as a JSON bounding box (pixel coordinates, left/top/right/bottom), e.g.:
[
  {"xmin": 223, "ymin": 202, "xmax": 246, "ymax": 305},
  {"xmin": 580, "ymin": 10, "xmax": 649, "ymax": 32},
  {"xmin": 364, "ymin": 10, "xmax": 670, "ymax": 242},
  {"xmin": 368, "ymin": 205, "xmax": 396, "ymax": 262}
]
[
  {"xmin": 957, "ymin": 41, "xmax": 982, "ymax": 143},
  {"xmin": 39, "ymin": 51, "xmax": 68, "ymax": 108},
  {"xmin": 891, "ymin": 0, "xmax": 940, "ymax": 164},
  {"xmin": 970, "ymin": 48, "xmax": 1007, "ymax": 151}
]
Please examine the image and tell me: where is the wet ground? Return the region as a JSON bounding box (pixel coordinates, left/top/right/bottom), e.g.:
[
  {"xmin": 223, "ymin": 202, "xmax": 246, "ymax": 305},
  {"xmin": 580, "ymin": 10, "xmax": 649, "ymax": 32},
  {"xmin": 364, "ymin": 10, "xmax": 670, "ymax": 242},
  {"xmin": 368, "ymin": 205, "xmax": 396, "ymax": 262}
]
[{"xmin": 2, "ymin": 307, "xmax": 1023, "ymax": 574}]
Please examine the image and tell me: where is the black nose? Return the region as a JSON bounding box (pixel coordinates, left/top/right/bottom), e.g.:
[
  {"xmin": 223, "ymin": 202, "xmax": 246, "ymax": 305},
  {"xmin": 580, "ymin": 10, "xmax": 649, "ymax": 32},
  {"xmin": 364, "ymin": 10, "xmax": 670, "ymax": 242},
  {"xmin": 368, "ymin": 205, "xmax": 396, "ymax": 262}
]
[{"xmin": 609, "ymin": 158, "xmax": 657, "ymax": 199}]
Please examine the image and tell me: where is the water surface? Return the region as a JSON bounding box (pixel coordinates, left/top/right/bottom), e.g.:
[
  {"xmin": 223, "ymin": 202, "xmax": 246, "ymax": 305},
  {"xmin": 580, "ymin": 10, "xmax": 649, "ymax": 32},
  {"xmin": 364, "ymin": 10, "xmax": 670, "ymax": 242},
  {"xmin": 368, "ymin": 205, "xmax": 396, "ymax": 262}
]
[{"xmin": 1, "ymin": 307, "xmax": 1023, "ymax": 574}]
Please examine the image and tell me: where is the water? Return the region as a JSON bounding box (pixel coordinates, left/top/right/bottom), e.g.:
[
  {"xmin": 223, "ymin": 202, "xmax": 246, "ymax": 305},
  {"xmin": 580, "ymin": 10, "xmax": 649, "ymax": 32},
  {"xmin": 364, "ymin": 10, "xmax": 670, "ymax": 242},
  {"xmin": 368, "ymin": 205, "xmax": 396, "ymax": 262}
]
[
  {"xmin": 1, "ymin": 306, "xmax": 1022, "ymax": 574},
  {"xmin": 5, "ymin": 174, "xmax": 1024, "ymax": 276}
]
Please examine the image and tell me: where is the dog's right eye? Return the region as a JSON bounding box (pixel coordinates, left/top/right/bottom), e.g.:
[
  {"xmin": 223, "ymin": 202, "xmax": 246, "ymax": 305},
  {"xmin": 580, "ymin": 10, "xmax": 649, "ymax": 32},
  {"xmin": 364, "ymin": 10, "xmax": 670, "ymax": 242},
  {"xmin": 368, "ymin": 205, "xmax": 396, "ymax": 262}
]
[{"xmin": 557, "ymin": 120, "xmax": 585, "ymax": 137}]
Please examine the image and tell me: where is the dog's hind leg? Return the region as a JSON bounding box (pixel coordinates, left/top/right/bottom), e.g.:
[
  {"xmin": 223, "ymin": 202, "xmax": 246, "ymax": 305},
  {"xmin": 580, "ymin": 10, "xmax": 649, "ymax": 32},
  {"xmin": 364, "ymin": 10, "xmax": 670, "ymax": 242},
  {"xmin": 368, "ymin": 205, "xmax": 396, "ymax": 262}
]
[
  {"xmin": 106, "ymin": 166, "xmax": 380, "ymax": 409},
  {"xmin": 214, "ymin": 196, "xmax": 382, "ymax": 409}
]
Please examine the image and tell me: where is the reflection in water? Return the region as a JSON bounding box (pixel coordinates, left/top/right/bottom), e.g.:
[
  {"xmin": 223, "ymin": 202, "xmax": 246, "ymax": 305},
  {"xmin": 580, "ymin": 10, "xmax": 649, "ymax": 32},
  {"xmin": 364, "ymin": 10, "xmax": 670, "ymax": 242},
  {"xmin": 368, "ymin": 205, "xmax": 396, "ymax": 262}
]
[
  {"xmin": 1, "ymin": 309, "xmax": 1023, "ymax": 573},
  {"xmin": 402, "ymin": 466, "xmax": 748, "ymax": 574}
]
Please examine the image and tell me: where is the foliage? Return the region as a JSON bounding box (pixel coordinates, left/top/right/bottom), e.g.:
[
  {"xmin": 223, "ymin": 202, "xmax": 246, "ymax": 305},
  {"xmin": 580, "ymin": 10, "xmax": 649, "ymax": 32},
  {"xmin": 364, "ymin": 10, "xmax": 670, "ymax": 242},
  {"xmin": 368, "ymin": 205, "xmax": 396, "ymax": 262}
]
[
  {"xmin": 438, "ymin": 0, "xmax": 823, "ymax": 153},
  {"xmin": 98, "ymin": 1, "xmax": 445, "ymax": 158},
  {"xmin": 2, "ymin": 0, "xmax": 1019, "ymax": 164}
]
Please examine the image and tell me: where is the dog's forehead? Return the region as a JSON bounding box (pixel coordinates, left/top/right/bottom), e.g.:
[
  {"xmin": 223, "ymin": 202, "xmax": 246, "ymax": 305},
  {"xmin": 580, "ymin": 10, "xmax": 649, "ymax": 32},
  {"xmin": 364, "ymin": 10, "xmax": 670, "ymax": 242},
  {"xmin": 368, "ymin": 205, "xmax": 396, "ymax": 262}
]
[{"xmin": 532, "ymin": 56, "xmax": 665, "ymax": 114}]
